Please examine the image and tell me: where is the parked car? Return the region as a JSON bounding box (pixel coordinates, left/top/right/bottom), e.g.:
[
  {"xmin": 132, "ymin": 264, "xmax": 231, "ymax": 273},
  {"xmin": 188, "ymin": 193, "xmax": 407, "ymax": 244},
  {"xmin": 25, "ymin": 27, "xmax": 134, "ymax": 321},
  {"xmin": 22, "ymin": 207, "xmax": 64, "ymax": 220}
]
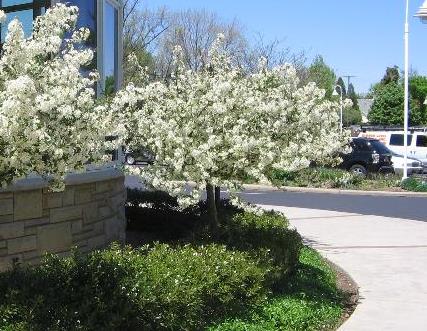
[
  {"xmin": 340, "ymin": 137, "xmax": 394, "ymax": 176},
  {"xmin": 391, "ymin": 153, "xmax": 424, "ymax": 175},
  {"xmin": 359, "ymin": 130, "xmax": 427, "ymax": 172},
  {"xmin": 124, "ymin": 146, "xmax": 155, "ymax": 165}
]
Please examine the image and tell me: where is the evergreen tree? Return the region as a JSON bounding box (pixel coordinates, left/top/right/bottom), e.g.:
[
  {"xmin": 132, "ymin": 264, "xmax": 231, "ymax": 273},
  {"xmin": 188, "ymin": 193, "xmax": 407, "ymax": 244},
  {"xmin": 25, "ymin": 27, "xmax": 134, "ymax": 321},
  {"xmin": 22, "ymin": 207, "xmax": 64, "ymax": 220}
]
[
  {"xmin": 381, "ymin": 66, "xmax": 400, "ymax": 85},
  {"xmin": 336, "ymin": 77, "xmax": 347, "ymax": 97}
]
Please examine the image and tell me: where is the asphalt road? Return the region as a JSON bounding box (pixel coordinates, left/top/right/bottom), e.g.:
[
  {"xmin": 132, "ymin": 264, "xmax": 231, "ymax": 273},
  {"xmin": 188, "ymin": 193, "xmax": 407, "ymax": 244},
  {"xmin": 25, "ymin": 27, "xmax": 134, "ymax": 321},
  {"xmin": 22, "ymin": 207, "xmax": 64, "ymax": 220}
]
[
  {"xmin": 241, "ymin": 190, "xmax": 426, "ymax": 222},
  {"xmin": 125, "ymin": 175, "xmax": 426, "ymax": 222}
]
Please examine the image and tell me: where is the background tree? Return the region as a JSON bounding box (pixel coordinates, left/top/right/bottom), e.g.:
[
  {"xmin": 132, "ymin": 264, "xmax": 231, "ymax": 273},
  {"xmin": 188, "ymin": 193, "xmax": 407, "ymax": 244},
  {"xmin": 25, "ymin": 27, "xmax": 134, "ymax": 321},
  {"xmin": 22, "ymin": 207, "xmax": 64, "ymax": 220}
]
[
  {"xmin": 154, "ymin": 9, "xmax": 247, "ymax": 80},
  {"xmin": 336, "ymin": 77, "xmax": 347, "ymax": 97},
  {"xmin": 409, "ymin": 75, "xmax": 427, "ymax": 124},
  {"xmin": 368, "ymin": 82, "xmax": 404, "ymax": 125},
  {"xmin": 381, "ymin": 66, "xmax": 400, "ymax": 85},
  {"xmin": 123, "ymin": 6, "xmax": 169, "ymax": 84},
  {"xmin": 369, "ymin": 67, "xmax": 426, "ymax": 125},
  {"xmin": 306, "ymin": 56, "xmax": 336, "ymax": 99},
  {"xmin": 343, "ymin": 83, "xmax": 362, "ymax": 125},
  {"xmin": 238, "ymin": 34, "xmax": 307, "ymax": 75}
]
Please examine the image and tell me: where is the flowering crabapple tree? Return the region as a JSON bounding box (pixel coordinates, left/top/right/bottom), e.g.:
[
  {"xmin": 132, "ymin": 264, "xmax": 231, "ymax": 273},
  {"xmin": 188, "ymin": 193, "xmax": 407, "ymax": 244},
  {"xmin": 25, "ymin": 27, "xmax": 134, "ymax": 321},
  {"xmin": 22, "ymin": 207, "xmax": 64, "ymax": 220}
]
[
  {"xmin": 0, "ymin": 5, "xmax": 113, "ymax": 189},
  {"xmin": 113, "ymin": 36, "xmax": 350, "ymax": 229}
]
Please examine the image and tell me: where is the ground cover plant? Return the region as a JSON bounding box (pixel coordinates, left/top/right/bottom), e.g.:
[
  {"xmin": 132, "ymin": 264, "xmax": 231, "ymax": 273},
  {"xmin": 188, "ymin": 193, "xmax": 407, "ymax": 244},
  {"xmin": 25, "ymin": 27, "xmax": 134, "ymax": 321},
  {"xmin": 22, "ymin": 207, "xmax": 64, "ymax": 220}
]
[
  {"xmin": 401, "ymin": 177, "xmax": 427, "ymax": 192},
  {"xmin": 0, "ymin": 189, "xmax": 351, "ymax": 330},
  {"xmin": 268, "ymin": 167, "xmax": 408, "ymax": 191}
]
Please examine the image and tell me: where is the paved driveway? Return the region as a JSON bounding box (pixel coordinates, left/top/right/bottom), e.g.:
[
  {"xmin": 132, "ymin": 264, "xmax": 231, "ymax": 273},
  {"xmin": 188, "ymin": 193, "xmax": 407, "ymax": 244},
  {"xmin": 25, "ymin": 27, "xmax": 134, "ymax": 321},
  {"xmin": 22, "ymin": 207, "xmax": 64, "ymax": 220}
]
[{"xmin": 259, "ymin": 205, "xmax": 427, "ymax": 331}]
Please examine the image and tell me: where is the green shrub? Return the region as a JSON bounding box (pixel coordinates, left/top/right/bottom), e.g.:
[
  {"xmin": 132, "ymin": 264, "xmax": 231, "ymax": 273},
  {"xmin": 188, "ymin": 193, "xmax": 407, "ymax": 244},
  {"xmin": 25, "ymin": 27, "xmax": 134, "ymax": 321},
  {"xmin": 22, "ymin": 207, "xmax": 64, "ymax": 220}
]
[
  {"xmin": 126, "ymin": 189, "xmax": 303, "ymax": 290},
  {"xmin": 401, "ymin": 177, "xmax": 427, "ymax": 192},
  {"xmin": 210, "ymin": 210, "xmax": 302, "ymax": 289},
  {"xmin": 210, "ymin": 247, "xmax": 345, "ymax": 331},
  {"xmin": 0, "ymin": 243, "xmax": 267, "ymax": 331}
]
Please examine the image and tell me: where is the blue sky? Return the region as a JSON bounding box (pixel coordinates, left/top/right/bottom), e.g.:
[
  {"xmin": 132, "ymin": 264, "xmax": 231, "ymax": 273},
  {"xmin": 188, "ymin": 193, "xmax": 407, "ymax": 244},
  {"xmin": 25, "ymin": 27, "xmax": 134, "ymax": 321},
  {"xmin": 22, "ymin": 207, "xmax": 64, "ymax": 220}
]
[{"xmin": 143, "ymin": 0, "xmax": 427, "ymax": 95}]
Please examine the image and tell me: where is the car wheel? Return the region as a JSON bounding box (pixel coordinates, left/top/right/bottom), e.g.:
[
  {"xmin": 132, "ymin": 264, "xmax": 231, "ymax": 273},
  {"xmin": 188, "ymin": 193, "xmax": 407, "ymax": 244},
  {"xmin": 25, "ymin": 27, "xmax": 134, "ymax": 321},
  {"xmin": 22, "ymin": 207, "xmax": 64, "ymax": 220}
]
[
  {"xmin": 125, "ymin": 155, "xmax": 136, "ymax": 165},
  {"xmin": 350, "ymin": 164, "xmax": 367, "ymax": 177}
]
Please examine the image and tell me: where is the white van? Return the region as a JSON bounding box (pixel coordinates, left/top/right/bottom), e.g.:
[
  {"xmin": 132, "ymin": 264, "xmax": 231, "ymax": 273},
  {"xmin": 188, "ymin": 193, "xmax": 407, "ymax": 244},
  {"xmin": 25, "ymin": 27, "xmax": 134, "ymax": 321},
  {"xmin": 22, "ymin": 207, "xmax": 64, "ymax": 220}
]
[{"xmin": 358, "ymin": 130, "xmax": 427, "ymax": 172}]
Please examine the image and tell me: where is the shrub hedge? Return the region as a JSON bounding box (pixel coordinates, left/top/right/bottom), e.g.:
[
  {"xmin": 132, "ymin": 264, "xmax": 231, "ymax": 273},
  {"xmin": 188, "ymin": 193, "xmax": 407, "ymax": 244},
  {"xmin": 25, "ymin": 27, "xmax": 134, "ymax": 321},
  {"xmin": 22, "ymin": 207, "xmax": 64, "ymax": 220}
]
[
  {"xmin": 0, "ymin": 190, "xmax": 309, "ymax": 331},
  {"xmin": 126, "ymin": 189, "xmax": 302, "ymax": 285},
  {"xmin": 0, "ymin": 244, "xmax": 268, "ymax": 331},
  {"xmin": 213, "ymin": 211, "xmax": 302, "ymax": 289}
]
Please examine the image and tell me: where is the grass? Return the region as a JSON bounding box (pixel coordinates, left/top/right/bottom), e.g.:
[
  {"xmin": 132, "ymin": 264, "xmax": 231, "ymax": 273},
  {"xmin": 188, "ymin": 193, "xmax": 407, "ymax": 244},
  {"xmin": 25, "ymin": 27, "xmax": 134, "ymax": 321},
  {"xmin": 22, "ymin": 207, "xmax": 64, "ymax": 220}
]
[{"xmin": 210, "ymin": 247, "xmax": 345, "ymax": 331}]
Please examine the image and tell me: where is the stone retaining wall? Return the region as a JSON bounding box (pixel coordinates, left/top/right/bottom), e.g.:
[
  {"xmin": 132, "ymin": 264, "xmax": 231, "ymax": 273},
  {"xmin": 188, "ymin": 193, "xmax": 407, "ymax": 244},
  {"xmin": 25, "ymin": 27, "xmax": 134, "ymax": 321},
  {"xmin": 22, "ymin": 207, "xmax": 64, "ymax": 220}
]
[{"xmin": 0, "ymin": 168, "xmax": 126, "ymax": 271}]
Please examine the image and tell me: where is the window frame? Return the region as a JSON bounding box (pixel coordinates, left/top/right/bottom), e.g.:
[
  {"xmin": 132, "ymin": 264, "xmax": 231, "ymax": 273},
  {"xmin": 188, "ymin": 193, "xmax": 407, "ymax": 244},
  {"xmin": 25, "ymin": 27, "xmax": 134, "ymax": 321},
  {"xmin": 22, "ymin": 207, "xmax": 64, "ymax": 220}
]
[
  {"xmin": 97, "ymin": 0, "xmax": 123, "ymax": 95},
  {"xmin": 0, "ymin": 0, "xmax": 51, "ymax": 46}
]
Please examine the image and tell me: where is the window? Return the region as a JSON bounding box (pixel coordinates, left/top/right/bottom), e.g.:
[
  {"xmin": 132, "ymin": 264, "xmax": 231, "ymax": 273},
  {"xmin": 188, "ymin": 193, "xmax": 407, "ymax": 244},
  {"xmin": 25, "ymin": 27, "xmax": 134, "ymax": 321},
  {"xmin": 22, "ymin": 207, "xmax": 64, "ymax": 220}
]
[
  {"xmin": 352, "ymin": 139, "xmax": 371, "ymax": 152},
  {"xmin": 369, "ymin": 140, "xmax": 392, "ymax": 154},
  {"xmin": 65, "ymin": 0, "xmax": 97, "ymax": 70},
  {"xmin": 0, "ymin": 1, "xmax": 50, "ymax": 43},
  {"xmin": 416, "ymin": 135, "xmax": 427, "ymax": 147},
  {"xmin": 103, "ymin": 0, "xmax": 118, "ymax": 95},
  {"xmin": 389, "ymin": 134, "xmax": 413, "ymax": 146}
]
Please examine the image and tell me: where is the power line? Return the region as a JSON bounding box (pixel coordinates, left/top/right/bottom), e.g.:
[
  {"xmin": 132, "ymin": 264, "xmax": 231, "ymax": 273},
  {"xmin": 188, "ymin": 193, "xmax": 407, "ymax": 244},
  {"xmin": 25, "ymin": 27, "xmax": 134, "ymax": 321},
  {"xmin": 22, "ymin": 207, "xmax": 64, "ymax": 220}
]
[{"xmin": 342, "ymin": 75, "xmax": 357, "ymax": 89}]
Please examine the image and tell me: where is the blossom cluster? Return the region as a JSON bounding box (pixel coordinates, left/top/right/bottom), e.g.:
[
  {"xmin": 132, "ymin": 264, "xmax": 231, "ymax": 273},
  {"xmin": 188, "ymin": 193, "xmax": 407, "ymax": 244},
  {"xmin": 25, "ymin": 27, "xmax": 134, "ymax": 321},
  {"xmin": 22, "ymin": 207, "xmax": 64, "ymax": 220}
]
[
  {"xmin": 0, "ymin": 5, "xmax": 113, "ymax": 188},
  {"xmin": 112, "ymin": 35, "xmax": 351, "ymax": 206}
]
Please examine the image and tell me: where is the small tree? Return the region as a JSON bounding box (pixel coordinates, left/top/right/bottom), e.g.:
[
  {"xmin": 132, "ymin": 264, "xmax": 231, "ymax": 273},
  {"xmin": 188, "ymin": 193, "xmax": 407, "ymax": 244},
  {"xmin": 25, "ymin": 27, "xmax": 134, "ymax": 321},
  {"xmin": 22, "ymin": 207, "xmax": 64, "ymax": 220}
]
[
  {"xmin": 369, "ymin": 72, "xmax": 426, "ymax": 126},
  {"xmin": 307, "ymin": 55, "xmax": 336, "ymax": 99},
  {"xmin": 0, "ymin": 5, "xmax": 112, "ymax": 187},
  {"xmin": 114, "ymin": 37, "xmax": 349, "ymax": 229}
]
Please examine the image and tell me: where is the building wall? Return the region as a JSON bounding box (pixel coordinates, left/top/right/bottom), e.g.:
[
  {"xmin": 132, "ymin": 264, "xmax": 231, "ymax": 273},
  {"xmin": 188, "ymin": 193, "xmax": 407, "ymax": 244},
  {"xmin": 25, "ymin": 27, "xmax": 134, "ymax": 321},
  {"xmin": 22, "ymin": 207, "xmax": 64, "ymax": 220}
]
[{"xmin": 0, "ymin": 168, "xmax": 126, "ymax": 271}]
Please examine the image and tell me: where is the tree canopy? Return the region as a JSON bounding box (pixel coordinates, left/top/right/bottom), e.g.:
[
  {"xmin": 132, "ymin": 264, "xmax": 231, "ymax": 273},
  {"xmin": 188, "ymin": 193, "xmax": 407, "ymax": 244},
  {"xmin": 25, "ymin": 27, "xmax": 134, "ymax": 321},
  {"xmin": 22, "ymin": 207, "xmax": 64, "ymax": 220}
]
[
  {"xmin": 307, "ymin": 56, "xmax": 336, "ymax": 99},
  {"xmin": 368, "ymin": 67, "xmax": 427, "ymax": 126},
  {"xmin": 113, "ymin": 37, "xmax": 349, "ymax": 227}
]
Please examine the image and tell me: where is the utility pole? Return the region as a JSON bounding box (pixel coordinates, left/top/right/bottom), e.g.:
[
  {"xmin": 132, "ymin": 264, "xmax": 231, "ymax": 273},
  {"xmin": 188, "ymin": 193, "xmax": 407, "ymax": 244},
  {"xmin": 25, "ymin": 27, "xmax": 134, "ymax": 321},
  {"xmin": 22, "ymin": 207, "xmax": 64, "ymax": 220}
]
[{"xmin": 342, "ymin": 75, "xmax": 357, "ymax": 92}]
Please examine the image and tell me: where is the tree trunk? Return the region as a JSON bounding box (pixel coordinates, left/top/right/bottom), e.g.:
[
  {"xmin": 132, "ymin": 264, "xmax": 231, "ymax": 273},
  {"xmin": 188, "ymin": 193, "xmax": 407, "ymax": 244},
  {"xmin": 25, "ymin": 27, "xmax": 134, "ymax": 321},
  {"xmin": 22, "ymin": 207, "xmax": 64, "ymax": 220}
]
[
  {"xmin": 215, "ymin": 186, "xmax": 221, "ymax": 212},
  {"xmin": 206, "ymin": 183, "xmax": 219, "ymax": 231}
]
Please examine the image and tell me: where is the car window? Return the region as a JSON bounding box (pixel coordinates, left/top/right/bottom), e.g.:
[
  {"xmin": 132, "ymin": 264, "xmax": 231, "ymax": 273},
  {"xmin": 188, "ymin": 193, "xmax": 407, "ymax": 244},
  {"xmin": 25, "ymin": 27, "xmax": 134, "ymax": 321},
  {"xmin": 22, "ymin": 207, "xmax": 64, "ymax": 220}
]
[
  {"xmin": 389, "ymin": 134, "xmax": 413, "ymax": 146},
  {"xmin": 416, "ymin": 135, "xmax": 427, "ymax": 147},
  {"xmin": 369, "ymin": 140, "xmax": 392, "ymax": 154},
  {"xmin": 352, "ymin": 140, "xmax": 371, "ymax": 152}
]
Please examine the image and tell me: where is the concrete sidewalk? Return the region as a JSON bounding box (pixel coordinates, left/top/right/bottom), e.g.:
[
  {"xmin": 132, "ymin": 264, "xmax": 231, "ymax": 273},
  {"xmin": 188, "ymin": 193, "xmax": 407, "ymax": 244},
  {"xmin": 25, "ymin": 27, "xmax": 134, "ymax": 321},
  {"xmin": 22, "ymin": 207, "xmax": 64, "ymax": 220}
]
[{"xmin": 259, "ymin": 205, "xmax": 427, "ymax": 331}]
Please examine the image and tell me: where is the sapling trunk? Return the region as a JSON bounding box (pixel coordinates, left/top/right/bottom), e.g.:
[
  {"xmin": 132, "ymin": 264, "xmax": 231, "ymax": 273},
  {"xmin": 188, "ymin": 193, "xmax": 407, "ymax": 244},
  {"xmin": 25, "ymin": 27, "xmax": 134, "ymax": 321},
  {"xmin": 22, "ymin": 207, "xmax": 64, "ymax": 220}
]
[
  {"xmin": 206, "ymin": 183, "xmax": 219, "ymax": 231},
  {"xmin": 215, "ymin": 185, "xmax": 221, "ymax": 212}
]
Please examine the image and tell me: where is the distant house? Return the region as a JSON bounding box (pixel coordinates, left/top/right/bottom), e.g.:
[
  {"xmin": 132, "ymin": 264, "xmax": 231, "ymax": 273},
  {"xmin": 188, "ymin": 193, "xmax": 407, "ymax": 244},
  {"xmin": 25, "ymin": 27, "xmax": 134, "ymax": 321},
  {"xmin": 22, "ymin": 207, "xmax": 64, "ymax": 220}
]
[{"xmin": 357, "ymin": 98, "xmax": 374, "ymax": 123}]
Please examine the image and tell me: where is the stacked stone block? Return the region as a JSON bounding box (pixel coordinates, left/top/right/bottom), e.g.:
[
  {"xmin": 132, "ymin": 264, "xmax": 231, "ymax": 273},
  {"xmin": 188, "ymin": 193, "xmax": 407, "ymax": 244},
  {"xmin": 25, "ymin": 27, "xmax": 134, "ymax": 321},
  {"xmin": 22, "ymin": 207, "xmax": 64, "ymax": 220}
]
[{"xmin": 0, "ymin": 170, "xmax": 126, "ymax": 271}]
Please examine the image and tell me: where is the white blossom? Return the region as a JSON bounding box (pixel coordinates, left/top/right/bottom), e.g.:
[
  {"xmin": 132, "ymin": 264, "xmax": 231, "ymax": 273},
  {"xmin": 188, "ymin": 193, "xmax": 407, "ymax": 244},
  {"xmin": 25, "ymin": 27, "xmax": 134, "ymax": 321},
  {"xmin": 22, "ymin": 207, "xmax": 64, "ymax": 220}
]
[
  {"xmin": 0, "ymin": 10, "xmax": 6, "ymax": 23},
  {"xmin": 0, "ymin": 4, "xmax": 114, "ymax": 188},
  {"xmin": 112, "ymin": 35, "xmax": 351, "ymax": 206}
]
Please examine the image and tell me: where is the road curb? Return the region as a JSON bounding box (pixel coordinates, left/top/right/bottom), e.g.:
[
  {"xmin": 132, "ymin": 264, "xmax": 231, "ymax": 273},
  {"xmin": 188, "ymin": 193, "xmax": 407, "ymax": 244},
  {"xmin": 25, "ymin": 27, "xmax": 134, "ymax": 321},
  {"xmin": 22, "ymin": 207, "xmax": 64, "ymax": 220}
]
[{"xmin": 243, "ymin": 184, "xmax": 427, "ymax": 198}]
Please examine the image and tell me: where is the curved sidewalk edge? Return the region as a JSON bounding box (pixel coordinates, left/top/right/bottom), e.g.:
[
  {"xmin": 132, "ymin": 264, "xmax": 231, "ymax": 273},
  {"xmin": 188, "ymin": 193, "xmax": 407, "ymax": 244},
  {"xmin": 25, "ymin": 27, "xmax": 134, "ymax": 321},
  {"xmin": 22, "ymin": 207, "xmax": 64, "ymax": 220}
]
[
  {"xmin": 258, "ymin": 204, "xmax": 427, "ymax": 331},
  {"xmin": 243, "ymin": 184, "xmax": 427, "ymax": 198}
]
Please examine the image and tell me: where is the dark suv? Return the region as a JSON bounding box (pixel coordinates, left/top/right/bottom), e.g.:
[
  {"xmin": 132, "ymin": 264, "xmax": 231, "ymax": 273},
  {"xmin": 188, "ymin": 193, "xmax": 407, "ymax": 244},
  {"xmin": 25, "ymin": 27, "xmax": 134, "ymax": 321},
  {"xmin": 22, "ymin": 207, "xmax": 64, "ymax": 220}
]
[{"xmin": 340, "ymin": 138, "xmax": 394, "ymax": 176}]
